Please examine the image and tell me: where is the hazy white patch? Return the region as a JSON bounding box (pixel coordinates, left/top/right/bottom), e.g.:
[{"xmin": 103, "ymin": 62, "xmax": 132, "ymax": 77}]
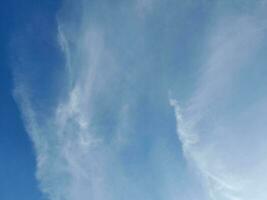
[
  {"xmin": 135, "ymin": 0, "xmax": 157, "ymax": 18},
  {"xmin": 113, "ymin": 104, "xmax": 133, "ymax": 147}
]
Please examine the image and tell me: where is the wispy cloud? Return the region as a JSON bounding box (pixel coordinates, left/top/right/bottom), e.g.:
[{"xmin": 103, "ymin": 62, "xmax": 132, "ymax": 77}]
[
  {"xmin": 12, "ymin": 1, "xmax": 267, "ymax": 200},
  {"xmin": 170, "ymin": 4, "xmax": 267, "ymax": 200},
  {"xmin": 13, "ymin": 5, "xmax": 124, "ymax": 200},
  {"xmin": 12, "ymin": 0, "xmax": 168, "ymax": 199}
]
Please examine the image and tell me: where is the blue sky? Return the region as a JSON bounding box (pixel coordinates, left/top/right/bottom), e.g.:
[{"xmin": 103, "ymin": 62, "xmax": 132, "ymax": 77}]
[{"xmin": 2, "ymin": 0, "xmax": 267, "ymax": 200}]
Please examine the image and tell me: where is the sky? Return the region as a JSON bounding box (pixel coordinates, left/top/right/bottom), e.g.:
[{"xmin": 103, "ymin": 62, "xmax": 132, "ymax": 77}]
[{"xmin": 1, "ymin": 0, "xmax": 267, "ymax": 200}]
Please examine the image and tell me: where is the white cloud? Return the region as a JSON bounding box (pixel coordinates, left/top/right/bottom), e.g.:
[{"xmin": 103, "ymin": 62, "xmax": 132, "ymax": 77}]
[
  {"xmin": 170, "ymin": 6, "xmax": 267, "ymax": 200},
  {"xmin": 13, "ymin": 1, "xmax": 267, "ymax": 200}
]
